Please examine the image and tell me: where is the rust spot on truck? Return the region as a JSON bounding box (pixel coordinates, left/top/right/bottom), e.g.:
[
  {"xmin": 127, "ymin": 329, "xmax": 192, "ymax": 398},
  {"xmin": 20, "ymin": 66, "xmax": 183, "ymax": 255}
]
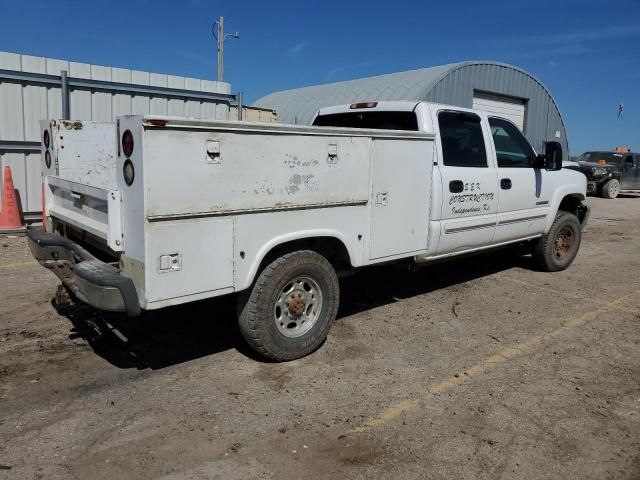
[
  {"xmin": 61, "ymin": 121, "xmax": 84, "ymax": 130},
  {"xmin": 286, "ymin": 174, "xmax": 318, "ymax": 195}
]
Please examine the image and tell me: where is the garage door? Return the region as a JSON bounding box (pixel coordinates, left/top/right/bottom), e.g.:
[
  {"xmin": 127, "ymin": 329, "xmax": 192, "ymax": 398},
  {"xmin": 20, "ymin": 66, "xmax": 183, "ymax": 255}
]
[{"xmin": 472, "ymin": 92, "xmax": 526, "ymax": 131}]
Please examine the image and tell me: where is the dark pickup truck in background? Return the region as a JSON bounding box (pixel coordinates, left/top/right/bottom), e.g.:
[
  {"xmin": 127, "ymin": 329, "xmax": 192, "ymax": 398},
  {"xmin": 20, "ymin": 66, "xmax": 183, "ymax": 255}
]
[{"xmin": 567, "ymin": 151, "xmax": 640, "ymax": 199}]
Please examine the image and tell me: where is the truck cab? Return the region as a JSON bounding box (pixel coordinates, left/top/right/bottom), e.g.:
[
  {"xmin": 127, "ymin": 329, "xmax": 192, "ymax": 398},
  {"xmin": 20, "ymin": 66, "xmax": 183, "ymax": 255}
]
[{"xmin": 314, "ymin": 101, "xmax": 589, "ymax": 255}]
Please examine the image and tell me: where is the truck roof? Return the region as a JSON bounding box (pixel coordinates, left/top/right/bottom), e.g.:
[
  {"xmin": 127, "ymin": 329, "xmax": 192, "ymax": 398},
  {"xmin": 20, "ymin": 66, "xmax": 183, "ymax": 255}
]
[{"xmin": 316, "ymin": 101, "xmax": 420, "ymax": 117}]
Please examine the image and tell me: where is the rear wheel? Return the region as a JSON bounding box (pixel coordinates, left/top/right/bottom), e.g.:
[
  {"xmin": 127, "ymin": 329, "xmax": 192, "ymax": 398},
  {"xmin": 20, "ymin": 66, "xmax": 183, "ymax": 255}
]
[
  {"xmin": 601, "ymin": 179, "xmax": 620, "ymax": 199},
  {"xmin": 238, "ymin": 250, "xmax": 339, "ymax": 361},
  {"xmin": 532, "ymin": 211, "xmax": 581, "ymax": 272}
]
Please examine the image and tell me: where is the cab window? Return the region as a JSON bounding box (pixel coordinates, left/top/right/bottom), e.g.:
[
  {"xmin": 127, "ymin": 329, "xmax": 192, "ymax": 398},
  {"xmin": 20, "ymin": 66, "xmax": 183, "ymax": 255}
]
[
  {"xmin": 438, "ymin": 111, "xmax": 487, "ymax": 168},
  {"xmin": 312, "ymin": 111, "xmax": 418, "ymax": 130},
  {"xmin": 489, "ymin": 117, "xmax": 534, "ymax": 168},
  {"xmin": 624, "ymin": 155, "xmax": 634, "ymax": 169}
]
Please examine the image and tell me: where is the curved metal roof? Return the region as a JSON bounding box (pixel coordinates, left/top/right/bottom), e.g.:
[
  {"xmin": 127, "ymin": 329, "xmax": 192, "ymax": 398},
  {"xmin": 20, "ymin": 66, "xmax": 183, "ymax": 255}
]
[
  {"xmin": 253, "ymin": 61, "xmax": 564, "ymax": 131},
  {"xmin": 254, "ymin": 62, "xmax": 462, "ymax": 125}
]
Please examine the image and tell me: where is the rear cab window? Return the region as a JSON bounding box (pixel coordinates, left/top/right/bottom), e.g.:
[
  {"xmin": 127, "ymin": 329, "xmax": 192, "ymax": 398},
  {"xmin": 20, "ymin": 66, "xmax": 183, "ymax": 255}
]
[{"xmin": 312, "ymin": 111, "xmax": 418, "ymax": 131}]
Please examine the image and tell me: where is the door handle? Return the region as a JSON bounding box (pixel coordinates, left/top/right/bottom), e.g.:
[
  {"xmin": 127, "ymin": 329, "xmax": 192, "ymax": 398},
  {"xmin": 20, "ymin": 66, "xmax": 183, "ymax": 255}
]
[
  {"xmin": 500, "ymin": 178, "xmax": 512, "ymax": 190},
  {"xmin": 449, "ymin": 180, "xmax": 464, "ymax": 193}
]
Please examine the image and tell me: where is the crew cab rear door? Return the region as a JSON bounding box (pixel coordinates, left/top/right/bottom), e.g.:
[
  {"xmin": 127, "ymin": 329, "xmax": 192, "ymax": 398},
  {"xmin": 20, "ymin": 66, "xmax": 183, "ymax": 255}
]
[
  {"xmin": 622, "ymin": 154, "xmax": 640, "ymax": 189},
  {"xmin": 434, "ymin": 109, "xmax": 499, "ymax": 253},
  {"xmin": 488, "ymin": 117, "xmax": 551, "ymax": 243}
]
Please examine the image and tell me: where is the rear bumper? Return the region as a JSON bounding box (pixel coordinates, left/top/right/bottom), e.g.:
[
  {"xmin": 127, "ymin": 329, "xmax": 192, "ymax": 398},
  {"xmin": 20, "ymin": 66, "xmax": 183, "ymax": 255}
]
[{"xmin": 27, "ymin": 228, "xmax": 140, "ymax": 316}]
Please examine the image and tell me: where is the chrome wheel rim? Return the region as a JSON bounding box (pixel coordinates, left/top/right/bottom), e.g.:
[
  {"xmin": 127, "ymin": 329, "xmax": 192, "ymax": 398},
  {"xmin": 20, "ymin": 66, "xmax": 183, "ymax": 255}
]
[
  {"xmin": 553, "ymin": 225, "xmax": 576, "ymax": 261},
  {"xmin": 609, "ymin": 181, "xmax": 619, "ymax": 197},
  {"xmin": 274, "ymin": 276, "xmax": 323, "ymax": 338}
]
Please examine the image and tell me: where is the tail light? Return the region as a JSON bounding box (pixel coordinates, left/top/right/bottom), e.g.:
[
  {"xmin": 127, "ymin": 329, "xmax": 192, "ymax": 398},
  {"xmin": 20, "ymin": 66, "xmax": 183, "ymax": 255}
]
[
  {"xmin": 43, "ymin": 129, "xmax": 50, "ymax": 149},
  {"xmin": 44, "ymin": 151, "xmax": 51, "ymax": 169},
  {"xmin": 122, "ymin": 130, "xmax": 134, "ymax": 157}
]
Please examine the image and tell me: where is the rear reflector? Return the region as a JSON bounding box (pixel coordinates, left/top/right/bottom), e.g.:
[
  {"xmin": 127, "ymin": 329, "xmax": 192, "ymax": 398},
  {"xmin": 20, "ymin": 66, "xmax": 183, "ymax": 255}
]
[
  {"xmin": 123, "ymin": 160, "xmax": 135, "ymax": 186},
  {"xmin": 349, "ymin": 102, "xmax": 378, "ymax": 109},
  {"xmin": 149, "ymin": 119, "xmax": 168, "ymax": 127}
]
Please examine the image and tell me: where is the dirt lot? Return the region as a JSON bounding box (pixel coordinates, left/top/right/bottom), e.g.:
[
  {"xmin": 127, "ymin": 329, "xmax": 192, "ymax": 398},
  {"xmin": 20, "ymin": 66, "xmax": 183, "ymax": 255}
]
[{"xmin": 1, "ymin": 196, "xmax": 639, "ymax": 480}]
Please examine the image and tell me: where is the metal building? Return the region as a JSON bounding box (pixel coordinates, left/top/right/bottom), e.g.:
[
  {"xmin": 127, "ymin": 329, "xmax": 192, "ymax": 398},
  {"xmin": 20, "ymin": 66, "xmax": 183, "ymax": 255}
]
[
  {"xmin": 255, "ymin": 61, "xmax": 569, "ymax": 159},
  {"xmin": 0, "ymin": 50, "xmax": 236, "ymax": 220}
]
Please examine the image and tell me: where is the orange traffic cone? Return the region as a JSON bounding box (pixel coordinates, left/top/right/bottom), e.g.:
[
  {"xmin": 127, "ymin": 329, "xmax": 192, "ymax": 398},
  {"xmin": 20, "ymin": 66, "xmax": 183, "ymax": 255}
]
[{"xmin": 0, "ymin": 165, "xmax": 25, "ymax": 234}]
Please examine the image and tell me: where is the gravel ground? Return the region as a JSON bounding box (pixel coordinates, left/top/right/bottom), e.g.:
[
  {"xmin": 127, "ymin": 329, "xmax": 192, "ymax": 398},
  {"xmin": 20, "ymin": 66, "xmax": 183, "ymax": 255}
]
[{"xmin": 0, "ymin": 195, "xmax": 639, "ymax": 479}]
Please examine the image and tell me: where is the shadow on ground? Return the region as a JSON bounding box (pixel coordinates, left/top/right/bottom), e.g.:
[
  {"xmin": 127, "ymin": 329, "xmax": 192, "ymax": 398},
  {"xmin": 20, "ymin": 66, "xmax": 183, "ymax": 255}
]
[{"xmin": 56, "ymin": 247, "xmax": 533, "ymax": 370}]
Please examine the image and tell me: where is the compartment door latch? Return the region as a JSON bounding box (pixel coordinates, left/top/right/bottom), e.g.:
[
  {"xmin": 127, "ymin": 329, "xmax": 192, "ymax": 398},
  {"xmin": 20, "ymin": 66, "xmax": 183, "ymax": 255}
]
[
  {"xmin": 206, "ymin": 140, "xmax": 221, "ymax": 164},
  {"xmin": 327, "ymin": 144, "xmax": 338, "ymax": 164}
]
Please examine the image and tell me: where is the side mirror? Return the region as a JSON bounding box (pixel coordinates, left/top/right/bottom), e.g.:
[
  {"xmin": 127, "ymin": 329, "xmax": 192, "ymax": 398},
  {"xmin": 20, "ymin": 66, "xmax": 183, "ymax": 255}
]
[
  {"xmin": 544, "ymin": 141, "xmax": 563, "ymax": 171},
  {"xmin": 532, "ymin": 154, "xmax": 546, "ymax": 169}
]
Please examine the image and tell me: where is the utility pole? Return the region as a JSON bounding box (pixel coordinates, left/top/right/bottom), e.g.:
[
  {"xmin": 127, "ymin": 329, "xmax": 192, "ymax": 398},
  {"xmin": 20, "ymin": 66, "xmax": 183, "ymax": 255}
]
[
  {"xmin": 216, "ymin": 16, "xmax": 224, "ymax": 82},
  {"xmin": 214, "ymin": 16, "xmax": 239, "ymax": 82}
]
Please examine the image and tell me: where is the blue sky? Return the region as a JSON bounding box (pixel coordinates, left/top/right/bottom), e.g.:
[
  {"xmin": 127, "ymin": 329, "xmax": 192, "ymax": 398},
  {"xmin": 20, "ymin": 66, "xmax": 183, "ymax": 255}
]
[{"xmin": 1, "ymin": 0, "xmax": 638, "ymax": 153}]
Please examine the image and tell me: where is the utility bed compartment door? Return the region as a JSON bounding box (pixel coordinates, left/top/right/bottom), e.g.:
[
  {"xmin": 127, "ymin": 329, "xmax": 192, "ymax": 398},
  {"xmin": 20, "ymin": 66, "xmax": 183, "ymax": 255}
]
[
  {"xmin": 369, "ymin": 139, "xmax": 432, "ymax": 260},
  {"xmin": 144, "ymin": 218, "xmax": 234, "ymax": 303},
  {"xmin": 143, "ymin": 128, "xmax": 371, "ymax": 219}
]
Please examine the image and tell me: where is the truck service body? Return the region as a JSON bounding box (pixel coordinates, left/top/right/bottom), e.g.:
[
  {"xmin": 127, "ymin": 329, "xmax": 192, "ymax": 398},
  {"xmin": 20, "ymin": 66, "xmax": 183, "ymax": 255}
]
[{"xmin": 29, "ymin": 101, "xmax": 589, "ymax": 360}]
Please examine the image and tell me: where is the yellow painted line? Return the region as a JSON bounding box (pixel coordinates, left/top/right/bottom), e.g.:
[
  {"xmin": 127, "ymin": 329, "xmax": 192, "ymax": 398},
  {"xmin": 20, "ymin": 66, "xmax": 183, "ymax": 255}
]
[
  {"xmin": 349, "ymin": 289, "xmax": 639, "ymax": 434},
  {"xmin": 0, "ymin": 260, "xmax": 38, "ymax": 270}
]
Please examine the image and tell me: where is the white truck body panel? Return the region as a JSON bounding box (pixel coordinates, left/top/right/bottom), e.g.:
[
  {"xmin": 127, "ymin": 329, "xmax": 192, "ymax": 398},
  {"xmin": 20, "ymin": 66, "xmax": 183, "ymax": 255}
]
[{"xmin": 40, "ymin": 120, "xmax": 116, "ymax": 190}]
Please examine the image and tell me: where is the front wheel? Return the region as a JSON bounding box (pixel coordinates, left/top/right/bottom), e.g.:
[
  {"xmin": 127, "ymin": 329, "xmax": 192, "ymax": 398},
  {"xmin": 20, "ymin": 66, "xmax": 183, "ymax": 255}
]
[
  {"xmin": 601, "ymin": 179, "xmax": 620, "ymax": 199},
  {"xmin": 532, "ymin": 211, "xmax": 582, "ymax": 272},
  {"xmin": 238, "ymin": 250, "xmax": 340, "ymax": 361}
]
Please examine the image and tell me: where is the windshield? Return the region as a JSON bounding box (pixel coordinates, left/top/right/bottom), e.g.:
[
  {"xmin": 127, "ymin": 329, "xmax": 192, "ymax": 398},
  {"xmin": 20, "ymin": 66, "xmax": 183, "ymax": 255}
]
[
  {"xmin": 576, "ymin": 152, "xmax": 623, "ymax": 164},
  {"xmin": 313, "ymin": 111, "xmax": 418, "ymax": 131}
]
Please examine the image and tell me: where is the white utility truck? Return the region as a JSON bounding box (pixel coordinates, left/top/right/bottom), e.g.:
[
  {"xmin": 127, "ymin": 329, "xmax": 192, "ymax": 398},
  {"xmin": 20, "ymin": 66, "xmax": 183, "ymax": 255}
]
[{"xmin": 29, "ymin": 101, "xmax": 589, "ymax": 361}]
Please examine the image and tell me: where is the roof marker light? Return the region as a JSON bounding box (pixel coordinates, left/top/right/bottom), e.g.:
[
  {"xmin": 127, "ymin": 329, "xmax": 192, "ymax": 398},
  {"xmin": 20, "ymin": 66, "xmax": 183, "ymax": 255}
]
[
  {"xmin": 149, "ymin": 119, "xmax": 168, "ymax": 127},
  {"xmin": 349, "ymin": 102, "xmax": 378, "ymax": 109}
]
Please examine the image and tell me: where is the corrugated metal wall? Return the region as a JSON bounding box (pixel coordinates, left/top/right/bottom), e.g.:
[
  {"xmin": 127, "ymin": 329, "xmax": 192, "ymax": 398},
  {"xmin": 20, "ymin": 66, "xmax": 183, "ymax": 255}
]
[
  {"xmin": 425, "ymin": 63, "xmax": 569, "ymax": 159},
  {"xmin": 0, "ymin": 51, "xmax": 233, "ymax": 217}
]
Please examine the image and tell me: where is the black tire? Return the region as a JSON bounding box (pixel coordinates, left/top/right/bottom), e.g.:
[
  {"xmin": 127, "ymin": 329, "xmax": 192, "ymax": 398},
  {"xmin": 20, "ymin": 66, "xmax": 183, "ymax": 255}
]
[
  {"xmin": 532, "ymin": 211, "xmax": 581, "ymax": 272},
  {"xmin": 238, "ymin": 250, "xmax": 339, "ymax": 361},
  {"xmin": 600, "ymin": 179, "xmax": 620, "ymax": 199}
]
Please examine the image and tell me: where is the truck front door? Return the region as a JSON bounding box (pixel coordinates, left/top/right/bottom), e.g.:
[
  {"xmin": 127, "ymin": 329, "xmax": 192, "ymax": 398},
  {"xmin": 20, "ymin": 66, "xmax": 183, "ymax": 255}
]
[
  {"xmin": 488, "ymin": 117, "xmax": 551, "ymax": 243},
  {"xmin": 435, "ymin": 110, "xmax": 499, "ymax": 253}
]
